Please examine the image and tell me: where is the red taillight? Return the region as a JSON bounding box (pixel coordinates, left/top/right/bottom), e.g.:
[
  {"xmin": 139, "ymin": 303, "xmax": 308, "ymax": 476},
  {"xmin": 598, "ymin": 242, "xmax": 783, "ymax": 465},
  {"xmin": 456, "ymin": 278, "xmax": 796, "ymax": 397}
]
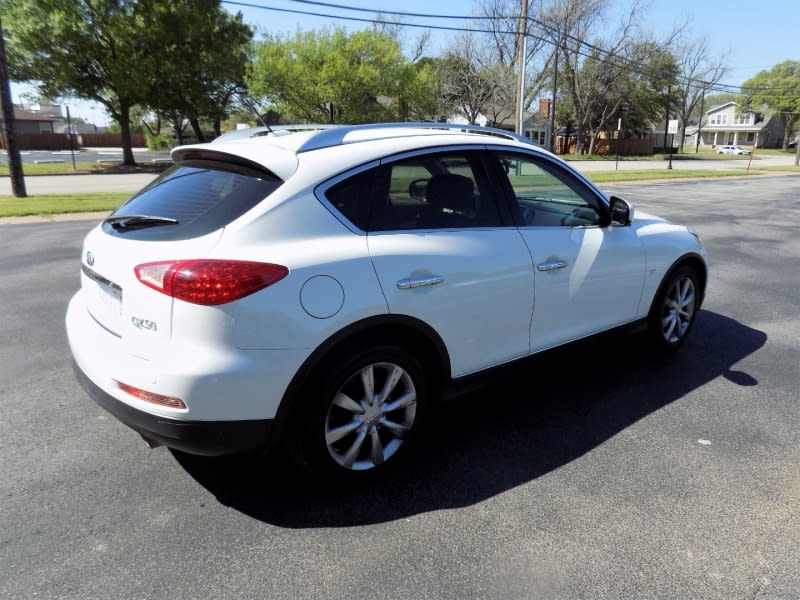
[
  {"xmin": 134, "ymin": 259, "xmax": 288, "ymax": 305},
  {"xmin": 116, "ymin": 381, "xmax": 187, "ymax": 409}
]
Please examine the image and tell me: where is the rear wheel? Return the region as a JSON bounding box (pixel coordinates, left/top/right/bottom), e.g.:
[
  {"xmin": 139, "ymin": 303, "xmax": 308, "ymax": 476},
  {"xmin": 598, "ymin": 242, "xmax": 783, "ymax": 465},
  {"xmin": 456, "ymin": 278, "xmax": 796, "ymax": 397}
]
[
  {"xmin": 648, "ymin": 266, "xmax": 699, "ymax": 350},
  {"xmin": 296, "ymin": 345, "xmax": 428, "ymax": 479}
]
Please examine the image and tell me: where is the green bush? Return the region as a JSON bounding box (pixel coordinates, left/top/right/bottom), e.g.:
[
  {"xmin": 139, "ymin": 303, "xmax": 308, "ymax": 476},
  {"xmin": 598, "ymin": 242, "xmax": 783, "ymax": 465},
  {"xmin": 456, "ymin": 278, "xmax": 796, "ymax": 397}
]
[{"xmin": 145, "ymin": 132, "xmax": 172, "ymax": 151}]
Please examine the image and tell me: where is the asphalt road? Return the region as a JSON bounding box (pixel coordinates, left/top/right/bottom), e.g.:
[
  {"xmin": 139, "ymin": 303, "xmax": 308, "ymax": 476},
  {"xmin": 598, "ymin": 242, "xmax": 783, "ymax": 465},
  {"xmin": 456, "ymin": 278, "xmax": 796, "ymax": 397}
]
[
  {"xmin": 2, "ymin": 148, "xmax": 171, "ymax": 165},
  {"xmin": 1, "ymin": 177, "xmax": 798, "ymax": 599}
]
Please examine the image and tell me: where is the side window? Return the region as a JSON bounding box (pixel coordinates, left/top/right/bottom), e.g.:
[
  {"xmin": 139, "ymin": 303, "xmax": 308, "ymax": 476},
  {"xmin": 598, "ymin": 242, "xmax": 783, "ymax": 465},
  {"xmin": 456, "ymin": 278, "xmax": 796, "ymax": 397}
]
[
  {"xmin": 324, "ymin": 169, "xmax": 373, "ymax": 231},
  {"xmin": 497, "ymin": 152, "xmax": 603, "ymax": 227},
  {"xmin": 370, "ymin": 152, "xmax": 503, "ymax": 231}
]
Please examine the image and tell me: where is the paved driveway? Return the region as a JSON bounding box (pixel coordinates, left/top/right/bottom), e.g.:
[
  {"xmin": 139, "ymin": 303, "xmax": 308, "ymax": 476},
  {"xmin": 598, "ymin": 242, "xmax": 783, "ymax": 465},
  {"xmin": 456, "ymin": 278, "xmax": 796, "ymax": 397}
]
[{"xmin": 1, "ymin": 176, "xmax": 798, "ymax": 599}]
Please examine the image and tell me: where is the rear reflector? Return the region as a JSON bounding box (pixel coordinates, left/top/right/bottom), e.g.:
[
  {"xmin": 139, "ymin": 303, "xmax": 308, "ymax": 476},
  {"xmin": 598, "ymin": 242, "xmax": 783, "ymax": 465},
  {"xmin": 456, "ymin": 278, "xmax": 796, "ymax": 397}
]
[
  {"xmin": 134, "ymin": 259, "xmax": 288, "ymax": 305},
  {"xmin": 116, "ymin": 381, "xmax": 187, "ymax": 409}
]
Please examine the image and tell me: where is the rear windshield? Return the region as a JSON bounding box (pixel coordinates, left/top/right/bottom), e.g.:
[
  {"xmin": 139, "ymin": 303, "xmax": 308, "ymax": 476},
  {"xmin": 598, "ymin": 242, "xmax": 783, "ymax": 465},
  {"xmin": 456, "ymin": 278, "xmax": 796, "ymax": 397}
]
[{"xmin": 102, "ymin": 159, "xmax": 282, "ymax": 240}]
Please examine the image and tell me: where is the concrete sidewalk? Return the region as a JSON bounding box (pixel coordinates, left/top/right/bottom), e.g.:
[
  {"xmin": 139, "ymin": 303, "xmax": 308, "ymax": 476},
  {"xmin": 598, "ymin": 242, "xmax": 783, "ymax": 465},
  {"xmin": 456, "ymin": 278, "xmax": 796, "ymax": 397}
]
[{"xmin": 0, "ymin": 211, "xmax": 109, "ymax": 225}]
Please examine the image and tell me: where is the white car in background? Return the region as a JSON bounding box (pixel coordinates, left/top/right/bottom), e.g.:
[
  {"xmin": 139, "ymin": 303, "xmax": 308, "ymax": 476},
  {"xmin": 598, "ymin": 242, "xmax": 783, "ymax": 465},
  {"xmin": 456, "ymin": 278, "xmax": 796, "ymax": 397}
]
[
  {"xmin": 716, "ymin": 145, "xmax": 751, "ymax": 155},
  {"xmin": 67, "ymin": 123, "xmax": 708, "ymax": 480}
]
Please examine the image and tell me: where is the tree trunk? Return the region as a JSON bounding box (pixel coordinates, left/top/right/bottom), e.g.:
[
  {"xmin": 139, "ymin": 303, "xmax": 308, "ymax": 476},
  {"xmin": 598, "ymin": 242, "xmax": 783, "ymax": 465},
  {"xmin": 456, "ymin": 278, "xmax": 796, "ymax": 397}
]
[
  {"xmin": 173, "ymin": 119, "xmax": 185, "ymax": 146},
  {"xmin": 117, "ymin": 101, "xmax": 136, "ymax": 166},
  {"xmin": 587, "ymin": 131, "xmax": 598, "ymax": 155},
  {"xmin": 782, "ymin": 117, "xmax": 793, "ymax": 151},
  {"xmin": 795, "ymin": 137, "xmax": 800, "ymax": 166},
  {"xmin": 213, "ymin": 117, "xmax": 221, "ymax": 139},
  {"xmin": 575, "ymin": 122, "xmax": 586, "ymax": 155},
  {"xmin": 190, "ymin": 118, "xmax": 205, "ymax": 143}
]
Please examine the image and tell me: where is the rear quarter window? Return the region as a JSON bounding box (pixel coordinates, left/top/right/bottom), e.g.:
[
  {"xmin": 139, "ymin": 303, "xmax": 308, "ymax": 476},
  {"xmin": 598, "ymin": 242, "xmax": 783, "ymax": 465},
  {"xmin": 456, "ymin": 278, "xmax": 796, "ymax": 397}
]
[{"xmin": 102, "ymin": 159, "xmax": 282, "ymax": 240}]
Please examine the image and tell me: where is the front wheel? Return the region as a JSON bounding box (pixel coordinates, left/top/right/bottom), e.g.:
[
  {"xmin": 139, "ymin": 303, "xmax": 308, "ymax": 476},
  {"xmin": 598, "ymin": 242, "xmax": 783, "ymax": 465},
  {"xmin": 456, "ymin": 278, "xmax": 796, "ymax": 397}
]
[
  {"xmin": 297, "ymin": 346, "xmax": 428, "ymax": 479},
  {"xmin": 648, "ymin": 266, "xmax": 699, "ymax": 350}
]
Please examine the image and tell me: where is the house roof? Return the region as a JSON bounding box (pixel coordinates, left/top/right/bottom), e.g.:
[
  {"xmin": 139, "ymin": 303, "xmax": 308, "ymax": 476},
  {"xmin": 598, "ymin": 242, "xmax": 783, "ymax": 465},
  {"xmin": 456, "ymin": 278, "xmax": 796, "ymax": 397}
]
[
  {"xmin": 492, "ymin": 111, "xmax": 549, "ymax": 130},
  {"xmin": 7, "ymin": 108, "xmax": 61, "ymax": 122},
  {"xmin": 706, "ymin": 101, "xmax": 738, "ymax": 114}
]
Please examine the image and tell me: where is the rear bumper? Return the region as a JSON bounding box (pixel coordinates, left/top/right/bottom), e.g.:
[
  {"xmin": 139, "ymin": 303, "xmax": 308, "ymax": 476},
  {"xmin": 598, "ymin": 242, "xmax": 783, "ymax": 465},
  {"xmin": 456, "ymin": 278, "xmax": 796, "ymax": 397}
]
[{"xmin": 73, "ymin": 360, "xmax": 274, "ymax": 456}]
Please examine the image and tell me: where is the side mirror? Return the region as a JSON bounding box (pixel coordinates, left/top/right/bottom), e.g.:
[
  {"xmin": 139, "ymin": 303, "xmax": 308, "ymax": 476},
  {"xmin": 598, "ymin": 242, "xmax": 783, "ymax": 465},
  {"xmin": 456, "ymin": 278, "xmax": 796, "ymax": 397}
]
[{"xmin": 610, "ymin": 195, "xmax": 634, "ymax": 227}]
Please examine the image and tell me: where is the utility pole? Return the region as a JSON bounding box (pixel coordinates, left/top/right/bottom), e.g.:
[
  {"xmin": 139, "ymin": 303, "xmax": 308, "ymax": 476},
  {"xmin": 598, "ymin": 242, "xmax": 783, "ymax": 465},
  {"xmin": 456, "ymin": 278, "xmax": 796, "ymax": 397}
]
[
  {"xmin": 550, "ymin": 47, "xmax": 558, "ymax": 153},
  {"xmin": 662, "ymin": 83, "xmax": 671, "ymax": 160},
  {"xmin": 514, "ymin": 0, "xmax": 528, "ymax": 136},
  {"xmin": 0, "ymin": 16, "xmax": 27, "ymax": 197}
]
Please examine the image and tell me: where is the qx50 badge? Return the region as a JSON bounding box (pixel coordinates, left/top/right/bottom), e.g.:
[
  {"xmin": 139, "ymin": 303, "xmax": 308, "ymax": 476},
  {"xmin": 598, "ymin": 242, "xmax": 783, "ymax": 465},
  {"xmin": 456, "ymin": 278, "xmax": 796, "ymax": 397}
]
[{"xmin": 131, "ymin": 317, "xmax": 157, "ymax": 332}]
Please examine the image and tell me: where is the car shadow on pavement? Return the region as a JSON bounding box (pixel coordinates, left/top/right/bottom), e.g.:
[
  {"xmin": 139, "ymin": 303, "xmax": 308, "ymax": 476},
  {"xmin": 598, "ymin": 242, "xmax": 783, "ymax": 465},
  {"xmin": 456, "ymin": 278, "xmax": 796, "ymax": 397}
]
[{"xmin": 173, "ymin": 309, "xmax": 766, "ymax": 528}]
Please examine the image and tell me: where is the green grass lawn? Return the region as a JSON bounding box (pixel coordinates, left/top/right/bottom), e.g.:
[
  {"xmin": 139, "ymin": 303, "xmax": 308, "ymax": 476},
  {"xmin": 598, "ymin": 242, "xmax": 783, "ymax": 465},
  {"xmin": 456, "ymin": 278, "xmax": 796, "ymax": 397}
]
[
  {"xmin": 0, "ymin": 193, "xmax": 128, "ymax": 217},
  {"xmin": 584, "ymin": 169, "xmax": 769, "ymax": 183},
  {"xmin": 0, "ymin": 161, "xmax": 170, "ymax": 176},
  {"xmin": 758, "ymin": 164, "xmax": 800, "ymax": 172},
  {"xmin": 749, "ymin": 148, "xmax": 799, "ymax": 157}
]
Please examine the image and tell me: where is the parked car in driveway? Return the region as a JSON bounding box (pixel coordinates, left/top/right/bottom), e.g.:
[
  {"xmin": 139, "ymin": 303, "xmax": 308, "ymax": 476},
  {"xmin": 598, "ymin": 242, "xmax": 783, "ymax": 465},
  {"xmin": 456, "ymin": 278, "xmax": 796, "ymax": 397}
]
[
  {"xmin": 716, "ymin": 145, "xmax": 751, "ymax": 155},
  {"xmin": 66, "ymin": 122, "xmax": 708, "ymax": 480}
]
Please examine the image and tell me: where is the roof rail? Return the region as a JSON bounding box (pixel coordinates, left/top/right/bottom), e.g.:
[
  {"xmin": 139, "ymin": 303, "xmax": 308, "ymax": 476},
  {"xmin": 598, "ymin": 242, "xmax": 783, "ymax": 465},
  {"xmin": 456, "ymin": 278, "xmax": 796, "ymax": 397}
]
[
  {"xmin": 294, "ymin": 122, "xmax": 535, "ymax": 153},
  {"xmin": 213, "ymin": 124, "xmax": 341, "ymax": 144}
]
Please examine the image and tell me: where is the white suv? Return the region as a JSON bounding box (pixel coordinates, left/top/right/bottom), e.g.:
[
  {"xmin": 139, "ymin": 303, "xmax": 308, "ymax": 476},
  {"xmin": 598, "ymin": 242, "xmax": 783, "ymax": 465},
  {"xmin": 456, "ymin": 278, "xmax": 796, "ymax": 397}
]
[{"xmin": 67, "ymin": 123, "xmax": 708, "ymax": 478}]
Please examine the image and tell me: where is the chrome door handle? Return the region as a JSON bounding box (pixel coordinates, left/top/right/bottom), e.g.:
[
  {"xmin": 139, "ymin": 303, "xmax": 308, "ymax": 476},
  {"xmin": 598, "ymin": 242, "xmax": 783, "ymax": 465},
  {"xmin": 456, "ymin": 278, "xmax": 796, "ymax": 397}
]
[
  {"xmin": 397, "ymin": 275, "xmax": 444, "ymax": 289},
  {"xmin": 537, "ymin": 260, "xmax": 568, "ymax": 272}
]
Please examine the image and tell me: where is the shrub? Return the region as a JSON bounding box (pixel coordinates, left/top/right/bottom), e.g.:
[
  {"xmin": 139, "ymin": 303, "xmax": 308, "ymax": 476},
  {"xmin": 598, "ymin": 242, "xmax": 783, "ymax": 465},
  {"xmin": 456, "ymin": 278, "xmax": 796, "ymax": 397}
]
[{"xmin": 145, "ymin": 133, "xmax": 172, "ymax": 151}]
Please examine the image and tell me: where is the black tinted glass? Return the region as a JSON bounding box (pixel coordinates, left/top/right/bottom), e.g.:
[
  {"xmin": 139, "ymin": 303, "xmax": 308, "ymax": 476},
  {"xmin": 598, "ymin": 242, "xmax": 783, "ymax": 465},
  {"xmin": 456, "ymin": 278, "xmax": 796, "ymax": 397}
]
[
  {"xmin": 371, "ymin": 152, "xmax": 502, "ymax": 231},
  {"xmin": 103, "ymin": 160, "xmax": 282, "ymax": 240},
  {"xmin": 324, "ymin": 169, "xmax": 373, "ymax": 231}
]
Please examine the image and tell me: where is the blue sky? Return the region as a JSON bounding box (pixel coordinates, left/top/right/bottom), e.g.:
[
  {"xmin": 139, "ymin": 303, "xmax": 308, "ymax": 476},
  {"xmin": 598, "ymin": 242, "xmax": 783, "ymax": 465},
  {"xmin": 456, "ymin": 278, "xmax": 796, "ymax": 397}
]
[{"xmin": 12, "ymin": 0, "xmax": 797, "ymax": 125}]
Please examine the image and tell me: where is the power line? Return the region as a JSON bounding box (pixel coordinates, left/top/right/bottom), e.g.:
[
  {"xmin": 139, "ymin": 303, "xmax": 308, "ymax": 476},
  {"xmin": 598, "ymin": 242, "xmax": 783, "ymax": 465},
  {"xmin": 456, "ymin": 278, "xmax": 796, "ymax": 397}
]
[{"xmin": 287, "ymin": 0, "xmax": 485, "ymax": 20}]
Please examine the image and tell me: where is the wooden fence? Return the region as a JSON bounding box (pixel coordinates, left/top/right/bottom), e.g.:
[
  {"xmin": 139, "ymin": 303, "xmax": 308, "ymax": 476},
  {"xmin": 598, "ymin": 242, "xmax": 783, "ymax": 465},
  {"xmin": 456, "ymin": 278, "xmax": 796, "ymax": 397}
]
[
  {"xmin": 80, "ymin": 133, "xmax": 146, "ymax": 147},
  {"xmin": 555, "ymin": 136, "xmax": 654, "ymax": 156},
  {"xmin": 0, "ymin": 133, "xmax": 75, "ymax": 150},
  {"xmin": 0, "ymin": 132, "xmax": 146, "ymax": 150}
]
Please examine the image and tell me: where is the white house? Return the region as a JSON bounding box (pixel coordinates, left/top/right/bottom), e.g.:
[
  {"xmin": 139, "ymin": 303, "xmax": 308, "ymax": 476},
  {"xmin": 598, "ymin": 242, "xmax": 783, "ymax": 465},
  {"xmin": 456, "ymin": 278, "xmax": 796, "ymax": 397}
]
[{"xmin": 685, "ymin": 102, "xmax": 784, "ymax": 149}]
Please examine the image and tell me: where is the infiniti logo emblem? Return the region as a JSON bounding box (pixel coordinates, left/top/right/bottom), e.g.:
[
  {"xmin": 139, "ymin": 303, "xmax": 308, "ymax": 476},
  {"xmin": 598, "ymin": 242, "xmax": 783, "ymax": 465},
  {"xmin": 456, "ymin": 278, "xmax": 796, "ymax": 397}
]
[{"xmin": 86, "ymin": 251, "xmax": 95, "ymax": 266}]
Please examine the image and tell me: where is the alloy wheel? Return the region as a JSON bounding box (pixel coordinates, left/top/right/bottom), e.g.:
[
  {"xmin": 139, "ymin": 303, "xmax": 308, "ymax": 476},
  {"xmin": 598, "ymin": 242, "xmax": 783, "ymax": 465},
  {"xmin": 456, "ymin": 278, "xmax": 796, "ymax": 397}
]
[
  {"xmin": 324, "ymin": 362, "xmax": 417, "ymax": 471},
  {"xmin": 660, "ymin": 275, "xmax": 697, "ymax": 344}
]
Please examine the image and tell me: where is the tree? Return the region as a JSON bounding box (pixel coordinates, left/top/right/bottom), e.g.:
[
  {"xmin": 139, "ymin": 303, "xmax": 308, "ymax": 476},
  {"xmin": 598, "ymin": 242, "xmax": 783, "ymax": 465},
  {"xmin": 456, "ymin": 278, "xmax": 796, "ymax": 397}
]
[
  {"xmin": 247, "ymin": 28, "xmax": 436, "ymax": 124},
  {"xmin": 434, "ymin": 32, "xmax": 516, "ymax": 125},
  {"xmin": 478, "ymin": 0, "xmax": 551, "ymax": 119},
  {"xmin": 554, "ymin": 1, "xmax": 650, "ymax": 154},
  {"xmin": 143, "ymin": 1, "xmax": 252, "ymax": 141},
  {"xmin": 536, "ymin": 0, "xmax": 683, "ymax": 155},
  {"xmin": 672, "ymin": 38, "xmax": 727, "ymax": 151},
  {"xmin": 4, "ymin": 0, "xmax": 252, "ymax": 164},
  {"xmin": 563, "ymin": 43, "xmax": 674, "ymax": 155},
  {"xmin": 5, "ymin": 0, "xmax": 157, "ymax": 164},
  {"xmin": 741, "ymin": 61, "xmax": 800, "ymax": 152}
]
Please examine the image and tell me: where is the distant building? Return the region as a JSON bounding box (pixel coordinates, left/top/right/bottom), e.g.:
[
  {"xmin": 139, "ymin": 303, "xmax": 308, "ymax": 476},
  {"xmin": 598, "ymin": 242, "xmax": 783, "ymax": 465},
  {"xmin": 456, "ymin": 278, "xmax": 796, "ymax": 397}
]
[
  {"xmin": 684, "ymin": 102, "xmax": 784, "ymax": 149},
  {"xmin": 1, "ymin": 102, "xmax": 62, "ymax": 134},
  {"xmin": 490, "ymin": 111, "xmax": 550, "ymax": 147}
]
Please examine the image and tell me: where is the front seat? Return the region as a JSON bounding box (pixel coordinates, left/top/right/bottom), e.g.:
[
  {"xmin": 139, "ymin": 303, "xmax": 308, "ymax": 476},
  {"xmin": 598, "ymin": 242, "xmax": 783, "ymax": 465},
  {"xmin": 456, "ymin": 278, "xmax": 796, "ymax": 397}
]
[{"xmin": 422, "ymin": 173, "xmax": 475, "ymax": 228}]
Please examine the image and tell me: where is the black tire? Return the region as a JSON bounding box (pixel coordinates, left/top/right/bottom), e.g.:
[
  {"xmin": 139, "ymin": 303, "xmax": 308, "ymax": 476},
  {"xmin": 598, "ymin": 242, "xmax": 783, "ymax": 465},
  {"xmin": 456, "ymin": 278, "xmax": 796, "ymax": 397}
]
[
  {"xmin": 647, "ymin": 266, "xmax": 700, "ymax": 350},
  {"xmin": 294, "ymin": 345, "xmax": 428, "ymax": 480}
]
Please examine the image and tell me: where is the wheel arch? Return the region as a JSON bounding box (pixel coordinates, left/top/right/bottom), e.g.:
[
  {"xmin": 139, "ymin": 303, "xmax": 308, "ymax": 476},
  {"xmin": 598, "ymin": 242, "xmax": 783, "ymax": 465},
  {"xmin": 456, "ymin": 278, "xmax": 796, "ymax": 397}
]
[
  {"xmin": 271, "ymin": 315, "xmax": 451, "ymax": 442},
  {"xmin": 650, "ymin": 252, "xmax": 708, "ymax": 315}
]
